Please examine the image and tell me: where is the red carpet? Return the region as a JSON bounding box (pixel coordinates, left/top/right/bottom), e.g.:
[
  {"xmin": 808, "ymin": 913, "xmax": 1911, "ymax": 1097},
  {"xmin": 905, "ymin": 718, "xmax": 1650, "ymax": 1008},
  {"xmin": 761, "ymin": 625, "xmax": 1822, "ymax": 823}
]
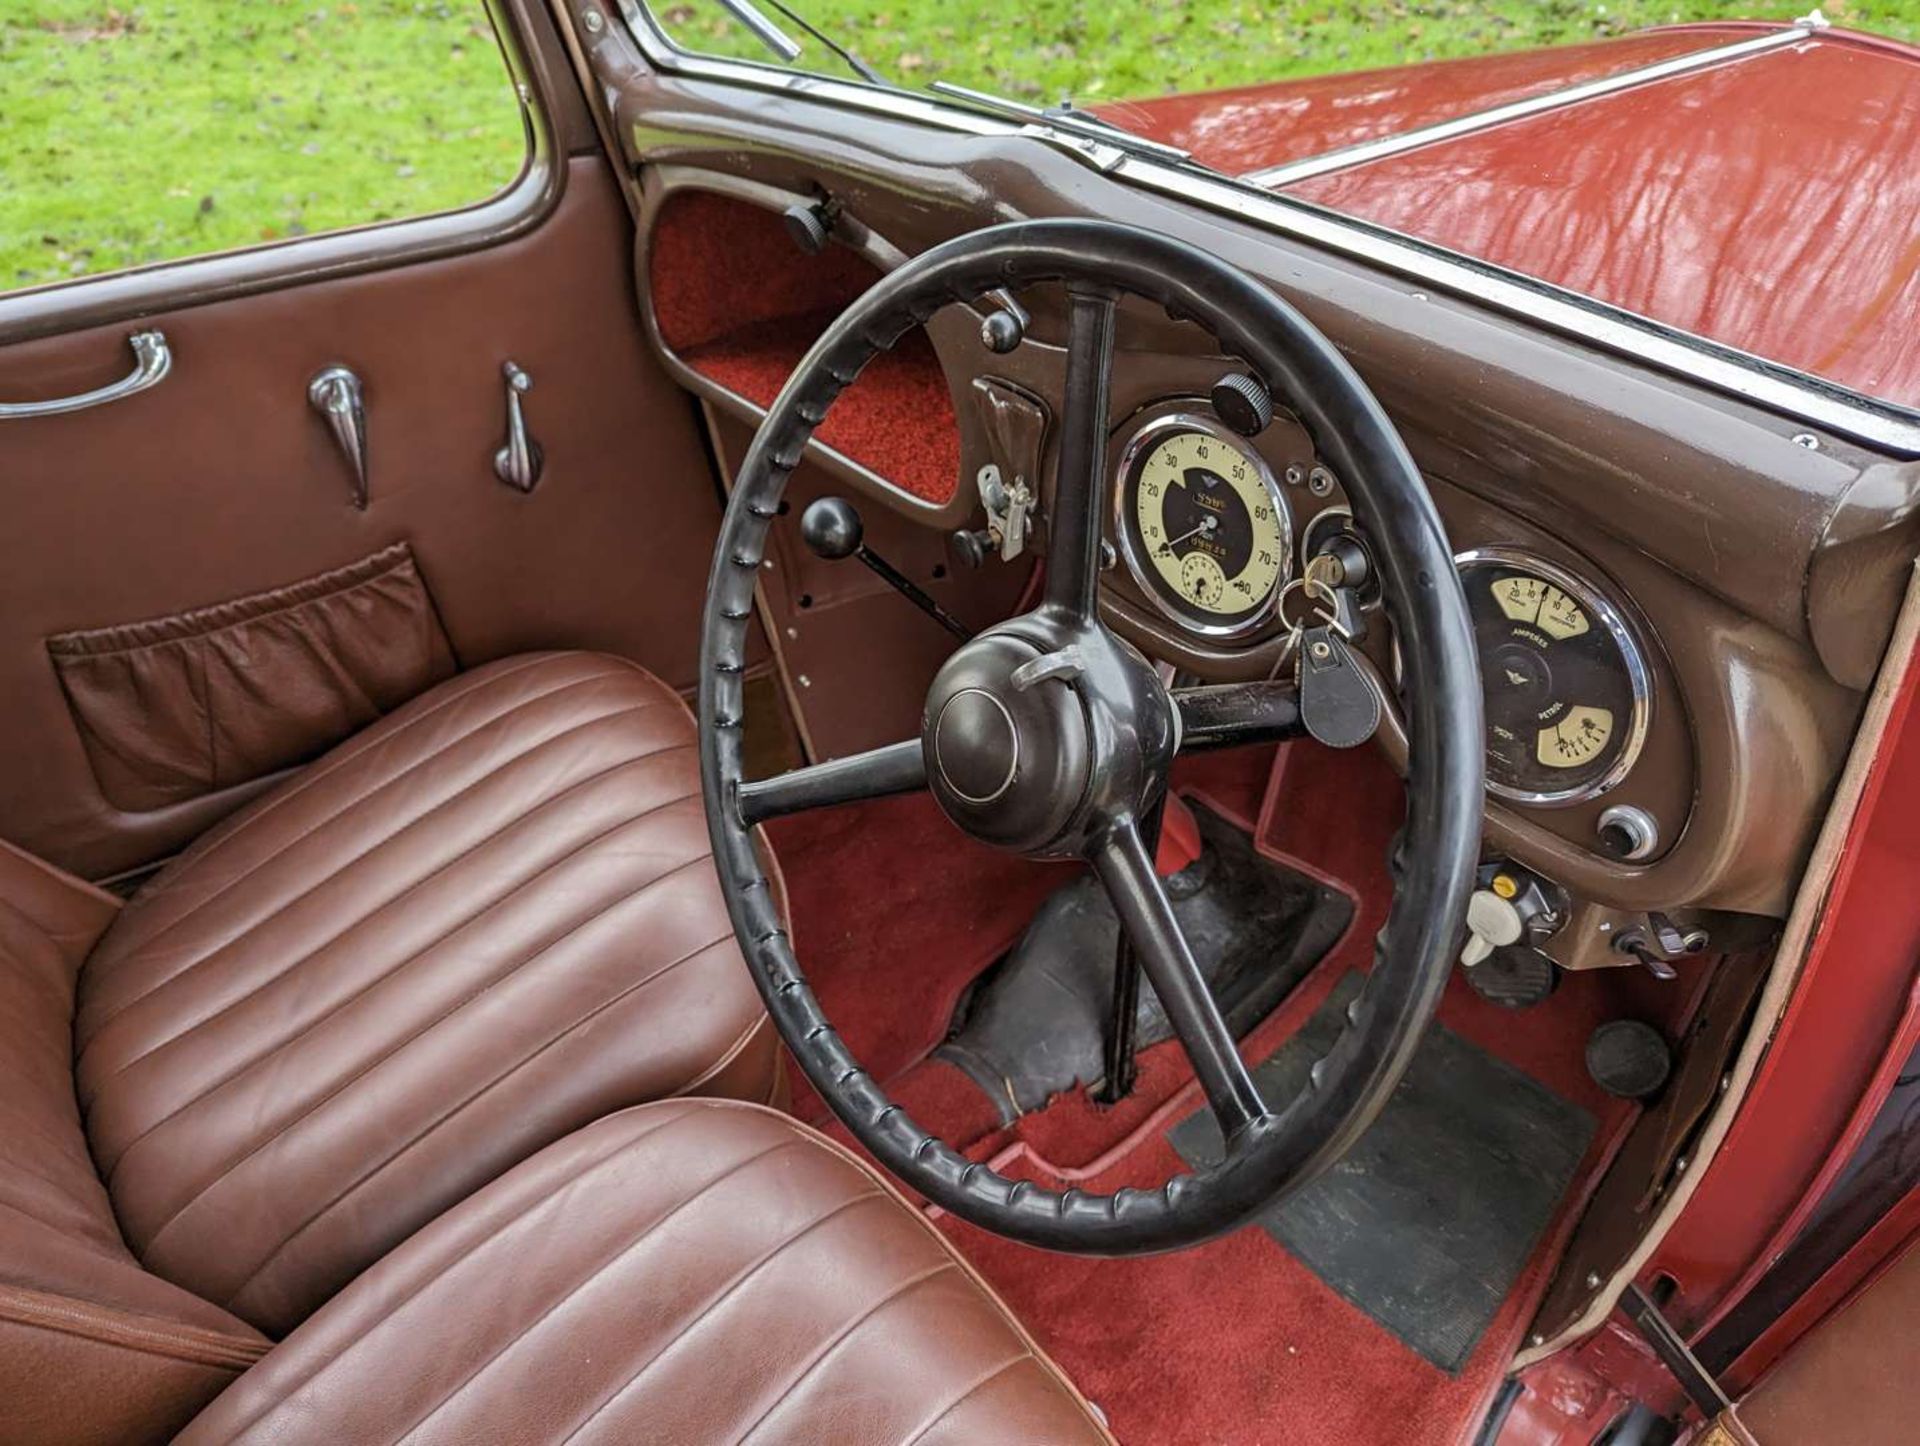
[
  {"xmin": 770, "ymin": 742, "xmax": 1689, "ymax": 1442},
  {"xmin": 763, "ymin": 789, "xmax": 1077, "ymax": 1121}
]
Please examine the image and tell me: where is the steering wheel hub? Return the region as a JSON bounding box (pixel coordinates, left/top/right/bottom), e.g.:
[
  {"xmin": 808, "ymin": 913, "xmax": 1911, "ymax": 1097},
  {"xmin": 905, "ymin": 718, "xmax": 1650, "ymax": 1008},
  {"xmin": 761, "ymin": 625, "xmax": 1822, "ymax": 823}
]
[{"xmin": 923, "ymin": 631, "xmax": 1092, "ymax": 854}]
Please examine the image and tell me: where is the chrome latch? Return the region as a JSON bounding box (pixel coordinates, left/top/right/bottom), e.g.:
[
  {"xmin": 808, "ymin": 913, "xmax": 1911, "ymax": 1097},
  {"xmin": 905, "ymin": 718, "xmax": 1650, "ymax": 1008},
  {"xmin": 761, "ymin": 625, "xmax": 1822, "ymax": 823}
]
[
  {"xmin": 493, "ymin": 361, "xmax": 543, "ymax": 493},
  {"xmin": 976, "ymin": 464, "xmax": 1034, "ymax": 562},
  {"xmin": 307, "ymin": 365, "xmax": 368, "ymax": 510}
]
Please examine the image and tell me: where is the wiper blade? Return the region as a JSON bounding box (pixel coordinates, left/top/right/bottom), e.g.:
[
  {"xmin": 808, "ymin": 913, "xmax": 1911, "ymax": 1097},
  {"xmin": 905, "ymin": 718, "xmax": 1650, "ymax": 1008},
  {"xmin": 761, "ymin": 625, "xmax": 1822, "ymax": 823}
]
[
  {"xmin": 927, "ymin": 81, "xmax": 1193, "ymax": 165},
  {"xmin": 710, "ymin": 0, "xmax": 884, "ymax": 86}
]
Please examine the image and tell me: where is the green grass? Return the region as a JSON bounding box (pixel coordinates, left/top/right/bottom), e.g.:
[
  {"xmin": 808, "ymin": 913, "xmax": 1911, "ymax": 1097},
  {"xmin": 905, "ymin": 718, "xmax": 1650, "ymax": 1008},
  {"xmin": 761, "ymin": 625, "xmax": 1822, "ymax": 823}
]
[
  {"xmin": 6, "ymin": 0, "xmax": 1920, "ymax": 289},
  {"xmin": 662, "ymin": 0, "xmax": 1920, "ymax": 100},
  {"xmin": 0, "ymin": 2, "xmax": 527, "ymax": 288}
]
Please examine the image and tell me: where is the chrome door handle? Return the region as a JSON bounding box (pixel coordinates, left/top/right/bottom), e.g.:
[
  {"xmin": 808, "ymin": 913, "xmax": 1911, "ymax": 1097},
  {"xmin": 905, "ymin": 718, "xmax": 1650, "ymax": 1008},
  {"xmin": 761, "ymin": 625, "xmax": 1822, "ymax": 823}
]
[
  {"xmin": 493, "ymin": 361, "xmax": 543, "ymax": 492},
  {"xmin": 307, "ymin": 365, "xmax": 369, "ymax": 510},
  {"xmin": 0, "ymin": 330, "xmax": 171, "ymax": 419}
]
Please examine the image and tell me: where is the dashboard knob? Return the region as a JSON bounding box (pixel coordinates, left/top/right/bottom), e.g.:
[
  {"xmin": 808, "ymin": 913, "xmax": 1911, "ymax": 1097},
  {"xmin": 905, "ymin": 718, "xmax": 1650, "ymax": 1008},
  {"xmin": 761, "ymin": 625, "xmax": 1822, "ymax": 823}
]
[
  {"xmin": 981, "ymin": 308, "xmax": 1025, "ymax": 353},
  {"xmin": 1210, "ymin": 372, "xmax": 1275, "ymax": 436},
  {"xmin": 782, "ymin": 201, "xmax": 832, "ymax": 255},
  {"xmin": 799, "ymin": 496, "xmax": 863, "ymax": 559},
  {"xmin": 1596, "ymin": 804, "xmax": 1659, "ymax": 861}
]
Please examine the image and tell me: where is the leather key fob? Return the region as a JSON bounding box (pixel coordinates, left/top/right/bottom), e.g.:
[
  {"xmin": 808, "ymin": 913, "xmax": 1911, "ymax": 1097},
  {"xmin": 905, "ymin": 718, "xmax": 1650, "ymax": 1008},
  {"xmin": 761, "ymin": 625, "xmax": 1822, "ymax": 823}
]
[{"xmin": 1298, "ymin": 625, "xmax": 1382, "ymax": 749}]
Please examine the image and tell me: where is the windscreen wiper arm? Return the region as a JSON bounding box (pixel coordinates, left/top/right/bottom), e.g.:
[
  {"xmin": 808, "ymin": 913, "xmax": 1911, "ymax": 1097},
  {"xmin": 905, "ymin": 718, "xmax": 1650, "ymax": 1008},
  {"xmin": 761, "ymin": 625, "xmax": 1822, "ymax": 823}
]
[
  {"xmin": 710, "ymin": 0, "xmax": 800, "ymax": 61},
  {"xmin": 711, "ymin": 0, "xmax": 885, "ymax": 85}
]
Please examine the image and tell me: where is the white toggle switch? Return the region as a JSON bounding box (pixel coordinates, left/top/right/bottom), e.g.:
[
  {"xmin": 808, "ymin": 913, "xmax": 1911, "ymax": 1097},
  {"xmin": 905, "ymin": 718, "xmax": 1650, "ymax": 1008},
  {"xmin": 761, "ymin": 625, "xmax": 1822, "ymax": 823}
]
[{"xmin": 1461, "ymin": 888, "xmax": 1525, "ymax": 968}]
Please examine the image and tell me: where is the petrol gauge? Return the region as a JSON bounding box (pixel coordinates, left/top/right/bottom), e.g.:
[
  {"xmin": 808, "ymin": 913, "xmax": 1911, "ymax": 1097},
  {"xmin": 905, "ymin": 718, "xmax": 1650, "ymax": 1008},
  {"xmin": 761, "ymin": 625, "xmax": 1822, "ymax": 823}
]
[
  {"xmin": 1115, "ymin": 414, "xmax": 1291, "ymax": 637},
  {"xmin": 1457, "ymin": 549, "xmax": 1650, "ymax": 806}
]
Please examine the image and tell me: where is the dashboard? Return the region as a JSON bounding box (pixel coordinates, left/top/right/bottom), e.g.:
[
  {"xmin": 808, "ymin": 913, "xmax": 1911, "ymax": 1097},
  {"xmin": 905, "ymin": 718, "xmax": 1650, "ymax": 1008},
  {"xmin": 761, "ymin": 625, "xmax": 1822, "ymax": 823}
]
[
  {"xmin": 1107, "ymin": 405, "xmax": 1653, "ymax": 818},
  {"xmin": 635, "ymin": 169, "xmax": 1887, "ymax": 980}
]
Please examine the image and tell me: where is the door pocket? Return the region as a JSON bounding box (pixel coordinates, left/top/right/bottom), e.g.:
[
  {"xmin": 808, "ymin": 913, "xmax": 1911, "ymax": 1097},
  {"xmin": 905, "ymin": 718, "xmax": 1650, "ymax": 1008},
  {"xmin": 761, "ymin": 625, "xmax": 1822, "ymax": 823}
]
[{"xmin": 47, "ymin": 543, "xmax": 456, "ymax": 812}]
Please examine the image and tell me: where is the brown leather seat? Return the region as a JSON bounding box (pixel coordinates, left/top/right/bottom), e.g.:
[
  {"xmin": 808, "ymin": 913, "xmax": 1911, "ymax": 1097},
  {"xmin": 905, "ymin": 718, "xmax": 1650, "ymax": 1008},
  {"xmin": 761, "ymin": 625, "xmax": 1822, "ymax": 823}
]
[
  {"xmin": 71, "ymin": 651, "xmax": 779, "ymax": 1335},
  {"xmin": 0, "ymin": 658, "xmax": 1110, "ymax": 1444},
  {"xmin": 178, "ymin": 1101, "xmax": 1112, "ymax": 1445},
  {"xmin": 0, "ymin": 855, "xmax": 1105, "ymax": 1444}
]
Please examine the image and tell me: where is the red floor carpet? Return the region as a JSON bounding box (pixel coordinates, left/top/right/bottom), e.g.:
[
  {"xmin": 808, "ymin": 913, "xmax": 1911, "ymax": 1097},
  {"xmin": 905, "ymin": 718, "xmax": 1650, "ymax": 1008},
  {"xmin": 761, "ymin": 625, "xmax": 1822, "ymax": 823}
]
[{"xmin": 767, "ymin": 742, "xmax": 1683, "ymax": 1443}]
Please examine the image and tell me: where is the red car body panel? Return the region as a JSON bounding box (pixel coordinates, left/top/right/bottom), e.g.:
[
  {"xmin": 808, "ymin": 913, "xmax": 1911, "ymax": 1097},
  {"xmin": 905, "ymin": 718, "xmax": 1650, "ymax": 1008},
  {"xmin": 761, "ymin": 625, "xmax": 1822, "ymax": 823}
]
[
  {"xmin": 1111, "ymin": 22, "xmax": 1920, "ymax": 1434},
  {"xmin": 1097, "ymin": 29, "xmax": 1729, "ymax": 177},
  {"xmin": 1108, "ymin": 24, "xmax": 1920, "ymax": 410}
]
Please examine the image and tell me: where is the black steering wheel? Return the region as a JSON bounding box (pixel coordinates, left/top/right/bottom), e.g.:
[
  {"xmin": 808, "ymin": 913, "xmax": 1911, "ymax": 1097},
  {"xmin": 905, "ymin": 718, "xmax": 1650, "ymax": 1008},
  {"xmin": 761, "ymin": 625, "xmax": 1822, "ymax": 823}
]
[{"xmin": 699, "ymin": 218, "xmax": 1481, "ymax": 1253}]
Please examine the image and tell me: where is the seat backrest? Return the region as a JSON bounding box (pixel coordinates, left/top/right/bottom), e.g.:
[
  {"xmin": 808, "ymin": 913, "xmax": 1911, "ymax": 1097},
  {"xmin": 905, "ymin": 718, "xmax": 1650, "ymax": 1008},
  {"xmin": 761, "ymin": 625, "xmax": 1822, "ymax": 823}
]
[{"xmin": 0, "ymin": 842, "xmax": 265, "ymax": 1445}]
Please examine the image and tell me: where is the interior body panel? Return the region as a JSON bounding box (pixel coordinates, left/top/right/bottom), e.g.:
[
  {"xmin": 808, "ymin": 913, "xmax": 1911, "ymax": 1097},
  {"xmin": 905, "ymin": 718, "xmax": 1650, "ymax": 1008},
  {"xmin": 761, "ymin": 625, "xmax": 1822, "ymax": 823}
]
[
  {"xmin": 0, "ymin": 158, "xmax": 737, "ymax": 882},
  {"xmin": 3, "ymin": 2, "xmax": 1918, "ymax": 1443},
  {"xmin": 588, "ymin": 31, "xmax": 1899, "ymax": 942}
]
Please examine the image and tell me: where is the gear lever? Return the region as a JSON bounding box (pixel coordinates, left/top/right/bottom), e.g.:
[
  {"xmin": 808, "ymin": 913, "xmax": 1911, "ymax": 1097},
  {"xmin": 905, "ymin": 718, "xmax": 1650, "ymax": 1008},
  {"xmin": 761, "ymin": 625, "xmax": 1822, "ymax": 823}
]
[{"xmin": 798, "ymin": 496, "xmax": 973, "ymax": 641}]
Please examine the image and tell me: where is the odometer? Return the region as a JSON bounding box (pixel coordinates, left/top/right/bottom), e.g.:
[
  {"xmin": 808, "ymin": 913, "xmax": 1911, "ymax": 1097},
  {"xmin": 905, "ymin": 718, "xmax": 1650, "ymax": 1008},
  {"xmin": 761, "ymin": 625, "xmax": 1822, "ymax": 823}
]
[
  {"xmin": 1116, "ymin": 415, "xmax": 1291, "ymax": 637},
  {"xmin": 1458, "ymin": 550, "xmax": 1650, "ymax": 806}
]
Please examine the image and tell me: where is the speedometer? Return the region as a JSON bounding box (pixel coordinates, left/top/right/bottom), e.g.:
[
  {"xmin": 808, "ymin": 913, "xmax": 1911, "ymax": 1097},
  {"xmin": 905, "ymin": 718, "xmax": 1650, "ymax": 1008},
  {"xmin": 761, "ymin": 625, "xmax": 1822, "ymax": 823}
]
[
  {"xmin": 1115, "ymin": 414, "xmax": 1291, "ymax": 637},
  {"xmin": 1457, "ymin": 549, "xmax": 1651, "ymax": 806}
]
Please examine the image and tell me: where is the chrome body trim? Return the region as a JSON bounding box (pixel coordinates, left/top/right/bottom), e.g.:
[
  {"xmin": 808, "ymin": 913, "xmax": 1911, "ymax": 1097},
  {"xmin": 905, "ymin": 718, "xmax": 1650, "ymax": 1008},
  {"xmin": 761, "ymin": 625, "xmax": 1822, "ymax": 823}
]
[
  {"xmin": 1242, "ymin": 25, "xmax": 1811, "ymax": 188},
  {"xmin": 0, "ymin": 330, "xmax": 170, "ymax": 418},
  {"xmin": 613, "ymin": 7, "xmax": 1920, "ymax": 457},
  {"xmin": 1113, "ymin": 411, "xmax": 1294, "ymax": 641},
  {"xmin": 928, "ymin": 80, "xmax": 1196, "ymax": 163},
  {"xmin": 1455, "ymin": 546, "xmax": 1653, "ymax": 808}
]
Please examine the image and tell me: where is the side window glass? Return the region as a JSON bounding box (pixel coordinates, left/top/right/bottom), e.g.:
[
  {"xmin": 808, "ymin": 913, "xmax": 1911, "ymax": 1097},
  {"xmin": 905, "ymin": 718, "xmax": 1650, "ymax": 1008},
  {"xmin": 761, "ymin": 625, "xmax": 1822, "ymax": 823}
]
[{"xmin": 2, "ymin": 2, "xmax": 528, "ymax": 292}]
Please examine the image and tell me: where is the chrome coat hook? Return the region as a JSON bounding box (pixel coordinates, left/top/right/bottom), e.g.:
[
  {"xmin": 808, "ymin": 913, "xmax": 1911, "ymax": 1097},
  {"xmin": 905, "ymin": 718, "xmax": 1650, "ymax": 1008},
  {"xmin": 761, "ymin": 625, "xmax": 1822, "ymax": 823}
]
[
  {"xmin": 493, "ymin": 361, "xmax": 543, "ymax": 493},
  {"xmin": 307, "ymin": 365, "xmax": 368, "ymax": 510}
]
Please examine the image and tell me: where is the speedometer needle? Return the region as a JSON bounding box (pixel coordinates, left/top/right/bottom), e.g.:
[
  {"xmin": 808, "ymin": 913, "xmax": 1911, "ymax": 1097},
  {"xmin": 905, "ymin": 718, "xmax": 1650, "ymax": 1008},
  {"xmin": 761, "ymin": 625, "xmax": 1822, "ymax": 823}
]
[{"xmin": 1157, "ymin": 515, "xmax": 1218, "ymax": 553}]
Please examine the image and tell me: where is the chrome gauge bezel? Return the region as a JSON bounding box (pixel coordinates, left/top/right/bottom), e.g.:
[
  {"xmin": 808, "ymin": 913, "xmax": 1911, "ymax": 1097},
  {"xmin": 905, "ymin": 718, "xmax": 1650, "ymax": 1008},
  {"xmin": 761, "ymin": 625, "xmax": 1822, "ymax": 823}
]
[
  {"xmin": 1456, "ymin": 546, "xmax": 1653, "ymax": 808},
  {"xmin": 1113, "ymin": 412, "xmax": 1293, "ymax": 640}
]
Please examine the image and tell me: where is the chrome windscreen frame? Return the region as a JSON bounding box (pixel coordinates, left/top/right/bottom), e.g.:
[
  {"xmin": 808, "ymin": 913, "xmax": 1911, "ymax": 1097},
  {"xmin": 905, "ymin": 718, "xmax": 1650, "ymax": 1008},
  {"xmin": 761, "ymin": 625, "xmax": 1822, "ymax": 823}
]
[
  {"xmin": 609, "ymin": 4, "xmax": 1920, "ymax": 459},
  {"xmin": 1455, "ymin": 546, "xmax": 1654, "ymax": 808},
  {"xmin": 1111, "ymin": 411, "xmax": 1294, "ymax": 641}
]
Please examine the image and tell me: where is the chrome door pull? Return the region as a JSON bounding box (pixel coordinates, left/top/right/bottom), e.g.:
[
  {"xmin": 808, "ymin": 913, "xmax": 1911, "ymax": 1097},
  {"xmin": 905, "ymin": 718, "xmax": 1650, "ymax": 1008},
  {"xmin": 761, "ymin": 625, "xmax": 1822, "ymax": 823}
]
[
  {"xmin": 307, "ymin": 365, "xmax": 369, "ymax": 510},
  {"xmin": 0, "ymin": 330, "xmax": 171, "ymax": 419},
  {"xmin": 493, "ymin": 361, "xmax": 543, "ymax": 493}
]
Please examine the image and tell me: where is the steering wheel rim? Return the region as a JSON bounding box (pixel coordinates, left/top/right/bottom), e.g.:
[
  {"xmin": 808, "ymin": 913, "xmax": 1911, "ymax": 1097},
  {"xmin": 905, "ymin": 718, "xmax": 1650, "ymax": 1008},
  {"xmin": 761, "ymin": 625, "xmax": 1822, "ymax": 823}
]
[{"xmin": 699, "ymin": 217, "xmax": 1482, "ymax": 1254}]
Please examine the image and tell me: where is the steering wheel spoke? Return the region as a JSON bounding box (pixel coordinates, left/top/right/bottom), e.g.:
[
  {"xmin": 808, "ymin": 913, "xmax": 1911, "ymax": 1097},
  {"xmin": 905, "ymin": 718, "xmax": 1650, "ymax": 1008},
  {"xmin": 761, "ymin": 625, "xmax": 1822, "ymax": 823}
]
[
  {"xmin": 735, "ymin": 739, "xmax": 926, "ymax": 825},
  {"xmin": 1041, "ymin": 287, "xmax": 1118, "ymax": 622},
  {"xmin": 1092, "ymin": 815, "xmax": 1270, "ymax": 1144},
  {"xmin": 1173, "ymin": 679, "xmax": 1305, "ymax": 753}
]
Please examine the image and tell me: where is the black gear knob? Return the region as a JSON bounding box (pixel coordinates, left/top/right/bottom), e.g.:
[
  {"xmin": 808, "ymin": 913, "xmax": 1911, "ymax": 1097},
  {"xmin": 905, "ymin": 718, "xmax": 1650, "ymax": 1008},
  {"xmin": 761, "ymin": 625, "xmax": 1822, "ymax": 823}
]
[{"xmin": 799, "ymin": 496, "xmax": 864, "ymax": 560}]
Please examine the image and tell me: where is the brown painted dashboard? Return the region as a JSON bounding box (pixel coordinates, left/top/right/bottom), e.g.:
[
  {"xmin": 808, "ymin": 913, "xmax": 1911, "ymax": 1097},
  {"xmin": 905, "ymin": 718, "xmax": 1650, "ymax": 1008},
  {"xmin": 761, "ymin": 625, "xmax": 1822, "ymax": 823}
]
[{"xmin": 598, "ymin": 31, "xmax": 1920, "ymax": 963}]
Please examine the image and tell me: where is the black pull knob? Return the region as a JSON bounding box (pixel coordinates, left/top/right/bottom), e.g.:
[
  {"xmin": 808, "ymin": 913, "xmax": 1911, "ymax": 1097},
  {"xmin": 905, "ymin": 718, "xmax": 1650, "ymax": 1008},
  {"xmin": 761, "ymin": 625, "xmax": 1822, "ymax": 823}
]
[
  {"xmin": 1211, "ymin": 372, "xmax": 1274, "ymax": 436},
  {"xmin": 782, "ymin": 201, "xmax": 832, "ymax": 256},
  {"xmin": 800, "ymin": 496, "xmax": 863, "ymax": 560},
  {"xmin": 981, "ymin": 309, "xmax": 1025, "ymax": 354},
  {"xmin": 948, "ymin": 527, "xmax": 993, "ymax": 569}
]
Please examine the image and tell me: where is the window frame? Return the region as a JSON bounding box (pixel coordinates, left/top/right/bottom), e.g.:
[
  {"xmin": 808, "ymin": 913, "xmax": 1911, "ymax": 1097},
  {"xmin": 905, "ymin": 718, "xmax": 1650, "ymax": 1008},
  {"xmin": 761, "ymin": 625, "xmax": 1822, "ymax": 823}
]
[{"xmin": 0, "ymin": 0, "xmax": 557, "ymax": 347}]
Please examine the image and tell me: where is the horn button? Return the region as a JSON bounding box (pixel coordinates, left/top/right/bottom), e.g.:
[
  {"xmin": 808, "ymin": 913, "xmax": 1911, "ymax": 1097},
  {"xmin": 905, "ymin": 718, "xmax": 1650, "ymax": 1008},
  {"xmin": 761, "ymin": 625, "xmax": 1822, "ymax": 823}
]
[{"xmin": 923, "ymin": 625, "xmax": 1175, "ymax": 857}]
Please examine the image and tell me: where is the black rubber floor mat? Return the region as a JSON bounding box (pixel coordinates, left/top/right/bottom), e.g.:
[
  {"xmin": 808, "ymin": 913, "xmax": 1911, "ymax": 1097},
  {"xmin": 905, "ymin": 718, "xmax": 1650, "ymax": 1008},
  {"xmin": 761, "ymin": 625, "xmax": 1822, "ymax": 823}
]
[
  {"xmin": 1170, "ymin": 972, "xmax": 1596, "ymax": 1372},
  {"xmin": 940, "ymin": 804, "xmax": 1354, "ymax": 1120}
]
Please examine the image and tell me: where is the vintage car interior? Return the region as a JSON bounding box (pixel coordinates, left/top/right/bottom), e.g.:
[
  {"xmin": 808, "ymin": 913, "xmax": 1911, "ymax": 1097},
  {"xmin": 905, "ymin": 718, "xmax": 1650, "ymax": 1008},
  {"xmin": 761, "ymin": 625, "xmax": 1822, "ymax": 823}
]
[{"xmin": 4, "ymin": 2, "xmax": 1918, "ymax": 1443}]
